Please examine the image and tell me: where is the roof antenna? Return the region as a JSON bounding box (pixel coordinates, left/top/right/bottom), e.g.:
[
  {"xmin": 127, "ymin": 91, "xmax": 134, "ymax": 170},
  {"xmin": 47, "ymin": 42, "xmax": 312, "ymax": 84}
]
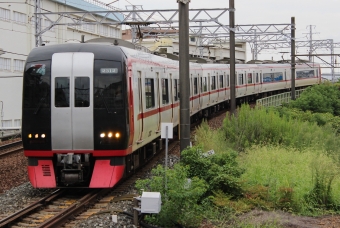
[{"xmin": 114, "ymin": 39, "xmax": 119, "ymax": 46}]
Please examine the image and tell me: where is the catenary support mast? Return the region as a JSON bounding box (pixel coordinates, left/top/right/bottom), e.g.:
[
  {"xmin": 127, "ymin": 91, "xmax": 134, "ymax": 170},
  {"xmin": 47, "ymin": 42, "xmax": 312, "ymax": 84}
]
[
  {"xmin": 178, "ymin": 0, "xmax": 190, "ymax": 153},
  {"xmin": 229, "ymin": 0, "xmax": 236, "ymax": 114}
]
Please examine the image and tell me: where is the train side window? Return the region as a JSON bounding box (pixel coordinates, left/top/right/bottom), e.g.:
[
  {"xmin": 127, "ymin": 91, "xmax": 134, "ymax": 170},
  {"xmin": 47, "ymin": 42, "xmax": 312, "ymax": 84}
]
[
  {"xmin": 238, "ymin": 73, "xmax": 243, "ymax": 85},
  {"xmin": 190, "ymin": 75, "xmax": 192, "ymax": 96},
  {"xmin": 55, "ymin": 77, "xmax": 70, "ymax": 107},
  {"xmin": 193, "ymin": 77, "xmax": 198, "ymax": 95},
  {"xmin": 145, "ymin": 78, "xmax": 155, "ymax": 109},
  {"xmin": 296, "ymin": 70, "xmax": 315, "ymax": 78},
  {"xmin": 256, "ymin": 73, "xmax": 259, "ymax": 83},
  {"xmin": 75, "ymin": 77, "xmax": 90, "ymax": 107},
  {"xmin": 161, "ymin": 78, "xmax": 169, "ymax": 104},
  {"xmin": 200, "ymin": 77, "xmax": 203, "ymax": 92},
  {"xmin": 247, "ymin": 73, "xmax": 252, "ymax": 84},
  {"xmin": 173, "ymin": 79, "xmax": 179, "ymax": 101},
  {"xmin": 226, "ymin": 74, "xmax": 229, "ymax": 87},
  {"xmin": 219, "ymin": 75, "xmax": 223, "ymax": 88},
  {"xmin": 263, "ymin": 73, "xmax": 273, "ymax": 82},
  {"xmin": 201, "ymin": 77, "xmax": 207, "ymax": 92},
  {"xmin": 274, "ymin": 72, "xmax": 283, "ymax": 81},
  {"xmin": 211, "ymin": 75, "xmax": 216, "ymax": 90}
]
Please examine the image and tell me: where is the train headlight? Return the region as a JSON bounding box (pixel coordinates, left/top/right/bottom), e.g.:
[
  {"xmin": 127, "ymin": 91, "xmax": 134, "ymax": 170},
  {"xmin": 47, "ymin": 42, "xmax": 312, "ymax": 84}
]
[
  {"xmin": 41, "ymin": 134, "xmax": 46, "ymax": 138},
  {"xmin": 108, "ymin": 132, "xmax": 113, "ymax": 138},
  {"xmin": 115, "ymin": 132, "xmax": 120, "ymax": 138},
  {"xmin": 28, "ymin": 134, "xmax": 32, "ymax": 139},
  {"xmin": 100, "ymin": 133, "xmax": 105, "ymax": 138},
  {"xmin": 35, "ymin": 134, "xmax": 39, "ymax": 139}
]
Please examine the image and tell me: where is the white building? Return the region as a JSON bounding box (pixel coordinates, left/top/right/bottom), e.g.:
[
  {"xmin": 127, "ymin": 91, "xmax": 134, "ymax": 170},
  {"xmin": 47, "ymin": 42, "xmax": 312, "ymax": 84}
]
[
  {"xmin": 0, "ymin": 0, "xmax": 122, "ymax": 130},
  {"xmin": 122, "ymin": 29, "xmax": 247, "ymax": 63}
]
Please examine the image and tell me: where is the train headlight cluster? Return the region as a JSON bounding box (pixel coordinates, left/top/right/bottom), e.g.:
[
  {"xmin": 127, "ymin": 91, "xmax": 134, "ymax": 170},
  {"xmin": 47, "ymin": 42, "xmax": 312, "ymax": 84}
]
[
  {"xmin": 28, "ymin": 133, "xmax": 46, "ymax": 139},
  {"xmin": 100, "ymin": 132, "xmax": 120, "ymax": 139}
]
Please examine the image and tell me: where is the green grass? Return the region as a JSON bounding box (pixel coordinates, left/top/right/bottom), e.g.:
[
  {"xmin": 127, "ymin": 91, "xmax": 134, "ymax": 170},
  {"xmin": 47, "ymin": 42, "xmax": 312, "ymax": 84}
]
[
  {"xmin": 238, "ymin": 145, "xmax": 340, "ymax": 215},
  {"xmin": 223, "ymin": 104, "xmax": 340, "ymax": 155}
]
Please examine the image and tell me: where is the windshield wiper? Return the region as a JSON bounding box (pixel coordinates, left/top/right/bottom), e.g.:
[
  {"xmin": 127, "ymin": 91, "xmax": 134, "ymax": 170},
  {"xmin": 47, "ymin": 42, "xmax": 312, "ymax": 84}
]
[
  {"xmin": 100, "ymin": 93, "xmax": 112, "ymax": 114},
  {"xmin": 34, "ymin": 97, "xmax": 45, "ymax": 115}
]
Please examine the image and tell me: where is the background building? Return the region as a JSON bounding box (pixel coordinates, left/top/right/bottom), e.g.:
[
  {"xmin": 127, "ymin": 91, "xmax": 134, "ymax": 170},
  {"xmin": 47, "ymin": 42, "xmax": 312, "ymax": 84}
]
[
  {"xmin": 0, "ymin": 0, "xmax": 122, "ymax": 130},
  {"xmin": 122, "ymin": 29, "xmax": 247, "ymax": 63}
]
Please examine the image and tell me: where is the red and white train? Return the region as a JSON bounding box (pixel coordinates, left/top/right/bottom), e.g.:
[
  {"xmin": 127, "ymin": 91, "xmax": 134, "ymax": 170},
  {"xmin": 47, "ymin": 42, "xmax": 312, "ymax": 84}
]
[{"xmin": 22, "ymin": 41, "xmax": 321, "ymax": 188}]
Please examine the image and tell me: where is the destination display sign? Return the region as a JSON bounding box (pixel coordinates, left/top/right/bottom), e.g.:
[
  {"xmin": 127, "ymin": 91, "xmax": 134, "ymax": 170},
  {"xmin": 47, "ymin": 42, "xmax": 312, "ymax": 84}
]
[{"xmin": 100, "ymin": 68, "xmax": 118, "ymax": 74}]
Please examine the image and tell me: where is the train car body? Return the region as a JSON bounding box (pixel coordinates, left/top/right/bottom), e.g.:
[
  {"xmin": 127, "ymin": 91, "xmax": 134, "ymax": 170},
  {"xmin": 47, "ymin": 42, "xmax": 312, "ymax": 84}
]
[{"xmin": 22, "ymin": 43, "xmax": 321, "ymax": 188}]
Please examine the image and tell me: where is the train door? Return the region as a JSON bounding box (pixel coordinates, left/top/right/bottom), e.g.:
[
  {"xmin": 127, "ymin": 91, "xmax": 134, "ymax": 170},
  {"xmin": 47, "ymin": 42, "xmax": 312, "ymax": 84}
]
[{"xmin": 51, "ymin": 53, "xmax": 94, "ymax": 150}]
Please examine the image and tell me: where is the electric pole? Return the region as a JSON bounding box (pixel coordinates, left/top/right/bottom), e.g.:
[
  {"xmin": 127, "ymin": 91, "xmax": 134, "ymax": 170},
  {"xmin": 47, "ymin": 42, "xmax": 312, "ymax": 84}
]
[
  {"xmin": 35, "ymin": 0, "xmax": 42, "ymax": 47},
  {"xmin": 291, "ymin": 17, "xmax": 296, "ymax": 100},
  {"xmin": 178, "ymin": 0, "xmax": 190, "ymax": 153},
  {"xmin": 229, "ymin": 0, "xmax": 236, "ymax": 114}
]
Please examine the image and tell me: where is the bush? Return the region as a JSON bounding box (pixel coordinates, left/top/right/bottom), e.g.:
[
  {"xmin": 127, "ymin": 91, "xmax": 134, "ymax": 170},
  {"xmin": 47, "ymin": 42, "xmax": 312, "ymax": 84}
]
[
  {"xmin": 135, "ymin": 164, "xmax": 207, "ymax": 227},
  {"xmin": 275, "ymin": 107, "xmax": 340, "ymax": 135},
  {"xmin": 223, "ymin": 104, "xmax": 340, "ymax": 154},
  {"xmin": 181, "ymin": 146, "xmax": 244, "ymax": 198},
  {"xmin": 288, "ymin": 83, "xmax": 340, "ymax": 116}
]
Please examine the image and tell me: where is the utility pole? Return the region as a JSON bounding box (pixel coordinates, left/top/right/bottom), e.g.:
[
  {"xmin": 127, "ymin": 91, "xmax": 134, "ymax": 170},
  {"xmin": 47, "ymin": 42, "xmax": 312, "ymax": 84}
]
[
  {"xmin": 178, "ymin": 0, "xmax": 190, "ymax": 154},
  {"xmin": 126, "ymin": 5, "xmax": 143, "ymax": 43},
  {"xmin": 303, "ymin": 25, "xmax": 318, "ymax": 62},
  {"xmin": 199, "ymin": 22, "xmax": 204, "ymax": 58},
  {"xmin": 35, "ymin": 0, "xmax": 42, "ymax": 47},
  {"xmin": 291, "ymin": 17, "xmax": 296, "ymax": 100},
  {"xmin": 229, "ymin": 0, "xmax": 236, "ymax": 114},
  {"xmin": 330, "ymin": 39, "xmax": 335, "ymax": 82},
  {"xmin": 250, "ymin": 29, "xmax": 258, "ymax": 60}
]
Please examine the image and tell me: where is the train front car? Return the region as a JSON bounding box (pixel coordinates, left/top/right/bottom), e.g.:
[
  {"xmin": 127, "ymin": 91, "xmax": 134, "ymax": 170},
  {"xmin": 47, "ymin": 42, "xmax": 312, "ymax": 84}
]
[{"xmin": 22, "ymin": 43, "xmax": 129, "ymax": 188}]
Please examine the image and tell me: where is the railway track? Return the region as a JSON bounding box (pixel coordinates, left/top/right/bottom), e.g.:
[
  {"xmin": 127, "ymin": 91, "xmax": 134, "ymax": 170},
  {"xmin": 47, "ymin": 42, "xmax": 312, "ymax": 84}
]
[
  {"xmin": 0, "ymin": 109, "xmax": 226, "ymax": 227},
  {"xmin": 0, "ymin": 188, "xmax": 113, "ymax": 228},
  {"xmin": 0, "ymin": 140, "xmax": 23, "ymax": 158},
  {"xmin": 0, "ymin": 138, "xmax": 179, "ymax": 227}
]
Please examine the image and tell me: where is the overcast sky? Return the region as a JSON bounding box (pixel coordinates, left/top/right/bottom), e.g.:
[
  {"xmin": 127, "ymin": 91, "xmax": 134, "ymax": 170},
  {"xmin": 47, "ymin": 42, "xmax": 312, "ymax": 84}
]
[{"xmin": 103, "ymin": 0, "xmax": 340, "ymax": 70}]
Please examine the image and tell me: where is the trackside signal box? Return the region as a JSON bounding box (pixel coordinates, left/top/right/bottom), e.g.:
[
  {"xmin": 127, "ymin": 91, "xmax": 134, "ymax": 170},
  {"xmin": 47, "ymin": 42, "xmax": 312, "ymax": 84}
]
[{"xmin": 141, "ymin": 192, "xmax": 162, "ymax": 213}]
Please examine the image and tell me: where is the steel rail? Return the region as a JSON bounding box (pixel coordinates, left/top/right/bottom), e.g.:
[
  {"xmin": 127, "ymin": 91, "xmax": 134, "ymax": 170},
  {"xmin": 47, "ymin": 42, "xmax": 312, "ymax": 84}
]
[
  {"xmin": 0, "ymin": 189, "xmax": 64, "ymax": 227},
  {"xmin": 0, "ymin": 140, "xmax": 22, "ymax": 150},
  {"xmin": 0, "ymin": 141, "xmax": 23, "ymax": 158},
  {"xmin": 38, "ymin": 189, "xmax": 111, "ymax": 228}
]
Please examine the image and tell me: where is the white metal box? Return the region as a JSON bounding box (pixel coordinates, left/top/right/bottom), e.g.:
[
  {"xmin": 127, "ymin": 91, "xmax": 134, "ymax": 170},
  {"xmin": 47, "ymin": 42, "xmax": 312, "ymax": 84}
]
[{"xmin": 141, "ymin": 192, "xmax": 162, "ymax": 213}]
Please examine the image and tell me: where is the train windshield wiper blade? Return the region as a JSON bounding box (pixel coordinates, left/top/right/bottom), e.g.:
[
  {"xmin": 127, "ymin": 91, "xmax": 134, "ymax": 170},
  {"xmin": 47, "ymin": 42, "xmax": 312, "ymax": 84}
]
[
  {"xmin": 34, "ymin": 97, "xmax": 45, "ymax": 115},
  {"xmin": 100, "ymin": 93, "xmax": 112, "ymax": 114}
]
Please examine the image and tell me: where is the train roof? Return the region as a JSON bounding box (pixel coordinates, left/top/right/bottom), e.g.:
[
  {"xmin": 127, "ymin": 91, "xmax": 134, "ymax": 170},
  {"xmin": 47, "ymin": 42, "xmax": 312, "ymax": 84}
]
[{"xmin": 26, "ymin": 43, "xmax": 126, "ymax": 63}]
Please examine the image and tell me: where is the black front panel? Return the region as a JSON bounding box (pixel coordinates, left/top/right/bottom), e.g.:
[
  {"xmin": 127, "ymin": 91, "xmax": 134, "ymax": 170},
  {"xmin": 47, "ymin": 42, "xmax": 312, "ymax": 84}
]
[
  {"xmin": 22, "ymin": 61, "xmax": 52, "ymax": 150},
  {"xmin": 93, "ymin": 60, "xmax": 129, "ymax": 150}
]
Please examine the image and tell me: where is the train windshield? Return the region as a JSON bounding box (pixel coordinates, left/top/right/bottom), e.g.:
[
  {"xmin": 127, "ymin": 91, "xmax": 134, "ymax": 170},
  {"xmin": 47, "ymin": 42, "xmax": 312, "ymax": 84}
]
[
  {"xmin": 23, "ymin": 61, "xmax": 51, "ymax": 109},
  {"xmin": 94, "ymin": 60, "xmax": 123, "ymax": 110}
]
